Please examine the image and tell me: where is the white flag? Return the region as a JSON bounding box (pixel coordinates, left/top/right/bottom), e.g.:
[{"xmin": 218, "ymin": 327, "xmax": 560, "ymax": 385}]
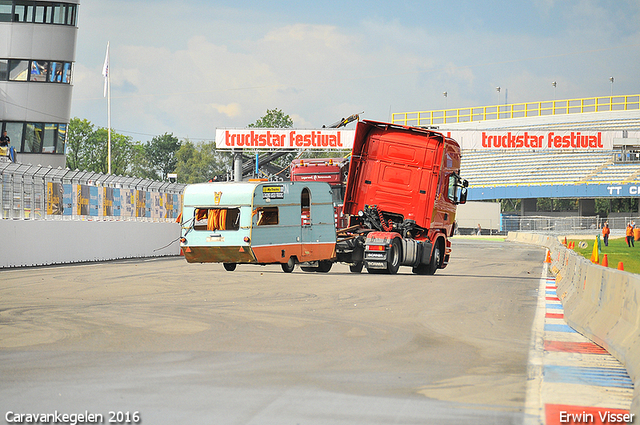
[{"xmin": 102, "ymin": 42, "xmax": 109, "ymax": 97}]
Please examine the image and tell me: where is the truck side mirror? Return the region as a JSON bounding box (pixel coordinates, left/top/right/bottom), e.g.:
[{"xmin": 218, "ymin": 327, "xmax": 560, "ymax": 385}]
[{"xmin": 458, "ymin": 188, "xmax": 467, "ymax": 205}]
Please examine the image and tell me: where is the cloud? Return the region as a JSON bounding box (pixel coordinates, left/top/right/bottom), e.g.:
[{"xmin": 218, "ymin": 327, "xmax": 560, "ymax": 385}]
[
  {"xmin": 70, "ymin": 1, "xmax": 640, "ymax": 142},
  {"xmin": 211, "ymin": 103, "xmax": 242, "ymax": 118}
]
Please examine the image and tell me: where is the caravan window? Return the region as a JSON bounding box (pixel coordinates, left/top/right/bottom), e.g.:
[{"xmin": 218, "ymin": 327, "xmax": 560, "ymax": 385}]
[
  {"xmin": 193, "ymin": 208, "xmax": 240, "ymax": 231},
  {"xmin": 301, "ymin": 188, "xmax": 311, "ymax": 226},
  {"xmin": 255, "ymin": 207, "xmax": 279, "ymax": 226}
]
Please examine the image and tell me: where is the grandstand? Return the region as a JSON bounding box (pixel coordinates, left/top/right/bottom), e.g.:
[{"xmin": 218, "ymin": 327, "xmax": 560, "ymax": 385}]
[{"xmin": 393, "ymin": 95, "xmax": 640, "ymax": 214}]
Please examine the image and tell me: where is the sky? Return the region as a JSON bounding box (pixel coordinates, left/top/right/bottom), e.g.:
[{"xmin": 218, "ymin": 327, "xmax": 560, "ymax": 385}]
[{"xmin": 70, "ymin": 0, "xmax": 640, "ymax": 143}]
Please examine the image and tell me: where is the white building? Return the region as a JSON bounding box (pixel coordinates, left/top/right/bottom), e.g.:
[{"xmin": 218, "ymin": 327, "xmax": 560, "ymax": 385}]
[{"xmin": 0, "ymin": 0, "xmax": 79, "ymax": 168}]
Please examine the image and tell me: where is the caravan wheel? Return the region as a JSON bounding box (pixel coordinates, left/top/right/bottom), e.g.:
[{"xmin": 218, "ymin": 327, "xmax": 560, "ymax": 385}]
[{"xmin": 281, "ymin": 257, "xmax": 296, "ymax": 273}]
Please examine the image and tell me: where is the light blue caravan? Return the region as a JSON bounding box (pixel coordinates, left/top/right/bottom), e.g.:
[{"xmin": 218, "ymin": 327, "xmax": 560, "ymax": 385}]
[{"xmin": 180, "ymin": 181, "xmax": 337, "ymax": 272}]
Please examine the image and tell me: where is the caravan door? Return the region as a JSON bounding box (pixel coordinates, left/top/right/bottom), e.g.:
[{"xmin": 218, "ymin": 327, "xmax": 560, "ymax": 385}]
[
  {"xmin": 299, "ymin": 185, "xmax": 337, "ymax": 262},
  {"xmin": 300, "ymin": 187, "xmax": 313, "ymax": 260}
]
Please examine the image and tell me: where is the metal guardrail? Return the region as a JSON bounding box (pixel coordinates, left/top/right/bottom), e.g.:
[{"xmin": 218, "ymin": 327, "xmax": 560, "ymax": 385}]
[
  {"xmin": 392, "ymin": 94, "xmax": 640, "ymax": 127},
  {"xmin": 0, "ymin": 161, "xmax": 186, "ymax": 221}
]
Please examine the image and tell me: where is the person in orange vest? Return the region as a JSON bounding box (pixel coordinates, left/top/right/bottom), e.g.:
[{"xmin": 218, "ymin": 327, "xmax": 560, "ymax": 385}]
[
  {"xmin": 602, "ymin": 222, "xmax": 610, "ymax": 246},
  {"xmin": 626, "ymin": 223, "xmax": 635, "ymax": 247}
]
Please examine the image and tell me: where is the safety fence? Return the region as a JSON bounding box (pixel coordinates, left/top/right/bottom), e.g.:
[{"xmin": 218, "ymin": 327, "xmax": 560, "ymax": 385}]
[
  {"xmin": 0, "ymin": 162, "xmax": 185, "ymax": 221},
  {"xmin": 501, "ymin": 214, "xmax": 640, "ymax": 234},
  {"xmin": 392, "ymin": 94, "xmax": 640, "ymax": 127}
]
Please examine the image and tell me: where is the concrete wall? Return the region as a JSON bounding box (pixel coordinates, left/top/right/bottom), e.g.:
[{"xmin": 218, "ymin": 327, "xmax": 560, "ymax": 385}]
[
  {"xmin": 507, "ymin": 232, "xmax": 640, "ymax": 416},
  {"xmin": 0, "ymin": 220, "xmax": 181, "ymax": 268}
]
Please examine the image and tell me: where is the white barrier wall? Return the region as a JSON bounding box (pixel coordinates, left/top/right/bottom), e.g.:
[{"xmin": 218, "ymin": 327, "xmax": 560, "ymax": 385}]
[
  {"xmin": 507, "ymin": 232, "xmax": 640, "ymax": 417},
  {"xmin": 0, "ymin": 220, "xmax": 181, "ymax": 268}
]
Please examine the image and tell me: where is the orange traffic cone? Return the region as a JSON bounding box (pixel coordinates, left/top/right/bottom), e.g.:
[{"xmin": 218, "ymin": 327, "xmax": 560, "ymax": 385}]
[
  {"xmin": 602, "ymin": 254, "xmax": 608, "ymax": 267},
  {"xmin": 563, "ymin": 236, "xmax": 568, "ymax": 246},
  {"xmin": 618, "ymin": 262, "xmax": 624, "ymax": 271},
  {"xmin": 545, "ymin": 250, "xmax": 552, "ymax": 263}
]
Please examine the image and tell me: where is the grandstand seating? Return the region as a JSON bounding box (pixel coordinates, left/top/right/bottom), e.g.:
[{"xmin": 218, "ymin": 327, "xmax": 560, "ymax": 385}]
[{"xmin": 460, "ymin": 150, "xmax": 640, "ymax": 187}]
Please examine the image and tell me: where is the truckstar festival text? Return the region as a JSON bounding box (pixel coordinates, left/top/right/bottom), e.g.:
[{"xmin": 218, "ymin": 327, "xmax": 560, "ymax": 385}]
[{"xmin": 217, "ymin": 129, "xmax": 355, "ymax": 150}]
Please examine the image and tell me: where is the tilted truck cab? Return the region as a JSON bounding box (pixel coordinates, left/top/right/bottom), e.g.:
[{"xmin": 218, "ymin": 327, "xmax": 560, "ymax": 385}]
[
  {"xmin": 338, "ymin": 120, "xmax": 467, "ymax": 274},
  {"xmin": 179, "ymin": 181, "xmax": 336, "ymax": 273}
]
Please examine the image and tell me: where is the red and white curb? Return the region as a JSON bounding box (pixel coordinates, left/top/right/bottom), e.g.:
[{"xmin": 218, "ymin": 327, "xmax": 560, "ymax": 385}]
[{"xmin": 525, "ymin": 269, "xmax": 634, "ymax": 424}]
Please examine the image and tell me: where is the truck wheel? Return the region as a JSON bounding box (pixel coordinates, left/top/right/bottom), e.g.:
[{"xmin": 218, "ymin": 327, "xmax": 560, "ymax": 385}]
[
  {"xmin": 427, "ymin": 242, "xmax": 442, "ymax": 275},
  {"xmin": 223, "ymin": 263, "xmax": 237, "ymax": 272},
  {"xmin": 386, "ymin": 238, "xmax": 401, "ymax": 274},
  {"xmin": 317, "ymin": 260, "xmax": 332, "ymax": 273},
  {"xmin": 349, "ymin": 262, "xmax": 363, "ymax": 273},
  {"xmin": 281, "ymin": 257, "xmax": 295, "ymax": 273}
]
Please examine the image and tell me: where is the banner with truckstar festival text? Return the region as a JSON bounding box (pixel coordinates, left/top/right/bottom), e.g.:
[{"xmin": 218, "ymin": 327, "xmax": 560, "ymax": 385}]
[
  {"xmin": 446, "ymin": 130, "xmax": 640, "ymax": 150},
  {"xmin": 216, "ymin": 128, "xmax": 638, "ymax": 151},
  {"xmin": 215, "ymin": 129, "xmax": 355, "ymax": 150}
]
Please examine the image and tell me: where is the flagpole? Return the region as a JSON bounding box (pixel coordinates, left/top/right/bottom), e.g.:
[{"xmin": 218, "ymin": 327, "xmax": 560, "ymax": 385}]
[
  {"xmin": 102, "ymin": 42, "xmax": 112, "ymax": 174},
  {"xmin": 106, "ymin": 42, "xmax": 111, "ymax": 174}
]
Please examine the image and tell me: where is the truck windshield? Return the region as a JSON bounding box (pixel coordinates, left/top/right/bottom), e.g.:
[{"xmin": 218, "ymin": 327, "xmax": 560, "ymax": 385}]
[{"xmin": 193, "ymin": 207, "xmax": 240, "ymax": 231}]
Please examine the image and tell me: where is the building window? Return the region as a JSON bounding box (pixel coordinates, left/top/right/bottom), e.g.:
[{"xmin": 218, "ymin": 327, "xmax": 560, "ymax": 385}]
[
  {"xmin": 50, "ymin": 61, "xmax": 62, "ymax": 82},
  {"xmin": 30, "ymin": 60, "xmax": 48, "ymax": 82},
  {"xmin": 1, "ymin": 122, "xmax": 66, "ymax": 154},
  {"xmin": 24, "ymin": 122, "xmax": 43, "ymax": 153},
  {"xmin": 9, "ymin": 59, "xmax": 28, "ymax": 81},
  {"xmin": 0, "ymin": 1, "xmax": 11, "ymax": 22},
  {"xmin": 65, "ymin": 3, "xmax": 75, "ymax": 25},
  {"xmin": 42, "ymin": 123, "xmax": 56, "ymax": 152},
  {"xmin": 62, "ymin": 62, "xmax": 71, "ymax": 83},
  {"xmin": 4, "ymin": 122, "xmax": 24, "ymax": 149},
  {"xmin": 0, "ymin": 1, "xmax": 78, "ymax": 26},
  {"xmin": 14, "ymin": 1, "xmax": 34, "ymax": 22},
  {"xmin": 52, "ymin": 3, "xmax": 63, "ymax": 24},
  {"xmin": 0, "ymin": 59, "xmax": 8, "ymax": 80},
  {"xmin": 1, "ymin": 58, "xmax": 72, "ymax": 83},
  {"xmin": 56, "ymin": 123, "xmax": 66, "ymax": 153}
]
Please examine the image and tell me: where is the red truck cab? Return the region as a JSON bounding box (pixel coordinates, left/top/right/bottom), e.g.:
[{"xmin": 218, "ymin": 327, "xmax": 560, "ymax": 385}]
[{"xmin": 339, "ymin": 120, "xmax": 467, "ymax": 274}]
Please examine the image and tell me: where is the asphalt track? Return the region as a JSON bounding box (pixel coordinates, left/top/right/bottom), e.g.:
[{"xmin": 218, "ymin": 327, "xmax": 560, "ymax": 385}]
[{"xmin": 0, "ymin": 239, "xmax": 545, "ymax": 424}]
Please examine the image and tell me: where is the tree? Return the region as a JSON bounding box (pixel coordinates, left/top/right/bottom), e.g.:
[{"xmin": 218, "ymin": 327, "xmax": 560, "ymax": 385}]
[
  {"xmin": 66, "ymin": 117, "xmax": 94, "ymax": 170},
  {"xmin": 174, "ymin": 140, "xmax": 232, "ymax": 184},
  {"xmin": 247, "ymin": 108, "xmax": 293, "ymax": 129},
  {"xmin": 143, "ymin": 133, "xmax": 182, "ymax": 181},
  {"xmin": 66, "ymin": 117, "xmax": 141, "ymax": 176},
  {"xmin": 245, "ymin": 109, "xmax": 297, "ymax": 174}
]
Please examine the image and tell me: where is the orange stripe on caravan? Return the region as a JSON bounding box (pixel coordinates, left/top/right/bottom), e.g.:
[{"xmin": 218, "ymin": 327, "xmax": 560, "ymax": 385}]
[{"xmin": 252, "ymin": 243, "xmax": 335, "ymax": 263}]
